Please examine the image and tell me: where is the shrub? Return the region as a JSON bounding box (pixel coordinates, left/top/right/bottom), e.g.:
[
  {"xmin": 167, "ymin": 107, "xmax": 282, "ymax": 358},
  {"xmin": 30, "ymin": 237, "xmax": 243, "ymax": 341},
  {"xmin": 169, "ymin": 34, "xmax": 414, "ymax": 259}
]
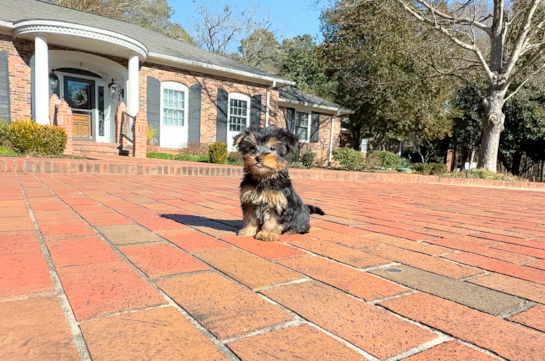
[
  {"xmin": 146, "ymin": 152, "xmax": 173, "ymax": 160},
  {"xmin": 301, "ymin": 151, "xmax": 316, "ymax": 169},
  {"xmin": 228, "ymin": 151, "xmax": 243, "ymax": 163},
  {"xmin": 373, "ymin": 150, "xmax": 400, "ymax": 169},
  {"xmin": 0, "ymin": 145, "xmax": 16, "ymax": 156},
  {"xmin": 291, "ymin": 144, "xmax": 302, "ymax": 163},
  {"xmin": 332, "ymin": 147, "xmax": 364, "ymax": 171},
  {"xmin": 412, "ymin": 162, "xmax": 447, "ymax": 176},
  {"xmin": 442, "ymin": 168, "xmax": 526, "ymax": 182},
  {"xmin": 178, "ymin": 142, "xmax": 209, "ymax": 156},
  {"xmin": 173, "ymin": 154, "xmax": 208, "ymax": 162},
  {"xmin": 6, "ymin": 121, "xmax": 67, "ymax": 155},
  {"xmin": 289, "ymin": 162, "xmax": 307, "ymax": 169},
  {"xmin": 209, "ymin": 142, "xmax": 228, "ymax": 164},
  {"xmin": 0, "ymin": 120, "xmax": 8, "ymax": 144}
]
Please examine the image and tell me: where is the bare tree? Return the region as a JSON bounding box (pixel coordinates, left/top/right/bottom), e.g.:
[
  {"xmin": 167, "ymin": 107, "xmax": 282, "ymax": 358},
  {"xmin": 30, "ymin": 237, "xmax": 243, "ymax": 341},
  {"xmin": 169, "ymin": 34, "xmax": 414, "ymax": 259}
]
[
  {"xmin": 193, "ymin": 5, "xmax": 242, "ymax": 55},
  {"xmin": 380, "ymin": 0, "xmax": 545, "ymax": 172}
]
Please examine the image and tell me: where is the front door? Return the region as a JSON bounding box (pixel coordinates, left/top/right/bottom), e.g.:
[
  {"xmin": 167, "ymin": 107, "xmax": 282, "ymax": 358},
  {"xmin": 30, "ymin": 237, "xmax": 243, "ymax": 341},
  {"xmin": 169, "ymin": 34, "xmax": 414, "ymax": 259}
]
[{"xmin": 64, "ymin": 76, "xmax": 95, "ymax": 139}]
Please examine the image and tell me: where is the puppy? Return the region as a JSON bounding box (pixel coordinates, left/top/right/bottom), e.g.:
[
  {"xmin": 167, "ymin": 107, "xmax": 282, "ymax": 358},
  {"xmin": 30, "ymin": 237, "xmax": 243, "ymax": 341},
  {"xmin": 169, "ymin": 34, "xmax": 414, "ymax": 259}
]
[{"xmin": 234, "ymin": 126, "xmax": 325, "ymax": 242}]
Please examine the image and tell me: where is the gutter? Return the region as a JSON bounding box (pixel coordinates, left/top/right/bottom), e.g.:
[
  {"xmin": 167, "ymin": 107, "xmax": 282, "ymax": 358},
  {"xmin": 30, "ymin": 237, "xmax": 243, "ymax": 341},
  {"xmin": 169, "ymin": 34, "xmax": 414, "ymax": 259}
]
[
  {"xmin": 265, "ymin": 80, "xmax": 276, "ymax": 127},
  {"xmin": 0, "ymin": 21, "xmax": 14, "ymax": 29},
  {"xmin": 329, "ymin": 110, "xmax": 340, "ymax": 165},
  {"xmin": 278, "ymin": 97, "xmax": 354, "ymax": 115},
  {"xmin": 148, "ymin": 52, "xmax": 294, "ymax": 87}
]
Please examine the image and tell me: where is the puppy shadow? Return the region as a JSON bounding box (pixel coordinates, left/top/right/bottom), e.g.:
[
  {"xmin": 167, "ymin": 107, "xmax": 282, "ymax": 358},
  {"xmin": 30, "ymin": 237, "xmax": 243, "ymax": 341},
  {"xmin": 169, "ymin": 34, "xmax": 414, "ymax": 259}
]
[{"xmin": 161, "ymin": 214, "xmax": 243, "ymax": 230}]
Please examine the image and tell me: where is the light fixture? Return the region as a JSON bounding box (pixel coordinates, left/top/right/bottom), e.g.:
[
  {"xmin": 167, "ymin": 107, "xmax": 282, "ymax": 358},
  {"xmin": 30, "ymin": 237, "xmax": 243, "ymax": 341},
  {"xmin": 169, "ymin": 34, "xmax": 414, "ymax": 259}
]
[
  {"xmin": 49, "ymin": 68, "xmax": 59, "ymax": 95},
  {"xmin": 108, "ymin": 78, "xmax": 124, "ymax": 101}
]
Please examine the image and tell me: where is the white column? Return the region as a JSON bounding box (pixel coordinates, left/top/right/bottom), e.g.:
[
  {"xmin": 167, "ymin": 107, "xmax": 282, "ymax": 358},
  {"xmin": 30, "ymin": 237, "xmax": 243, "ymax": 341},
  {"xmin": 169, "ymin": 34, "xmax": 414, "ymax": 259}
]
[
  {"xmin": 127, "ymin": 55, "xmax": 139, "ymax": 117},
  {"xmin": 34, "ymin": 36, "xmax": 49, "ymax": 125},
  {"xmin": 328, "ymin": 112, "xmax": 339, "ymax": 165}
]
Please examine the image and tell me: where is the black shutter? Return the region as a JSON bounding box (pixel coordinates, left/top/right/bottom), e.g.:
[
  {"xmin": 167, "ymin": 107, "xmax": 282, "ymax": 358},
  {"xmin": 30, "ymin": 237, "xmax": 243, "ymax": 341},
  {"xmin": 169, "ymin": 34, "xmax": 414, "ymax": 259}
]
[
  {"xmin": 310, "ymin": 112, "xmax": 320, "ymax": 142},
  {"xmin": 0, "ymin": 51, "xmax": 10, "ymax": 123},
  {"xmin": 286, "ymin": 107, "xmax": 295, "ymax": 133},
  {"xmin": 188, "ymin": 84, "xmax": 202, "ymax": 143},
  {"xmin": 216, "ymin": 88, "xmax": 228, "ymax": 142},
  {"xmin": 250, "ymin": 95, "xmax": 261, "ymax": 127},
  {"xmin": 146, "ymin": 76, "xmax": 161, "ymax": 144}
]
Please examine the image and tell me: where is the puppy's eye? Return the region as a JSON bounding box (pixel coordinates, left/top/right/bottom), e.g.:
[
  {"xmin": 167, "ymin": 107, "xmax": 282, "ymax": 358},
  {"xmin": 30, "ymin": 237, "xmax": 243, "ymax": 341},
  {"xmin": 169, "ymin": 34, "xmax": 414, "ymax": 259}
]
[{"xmin": 269, "ymin": 147, "xmax": 275, "ymax": 151}]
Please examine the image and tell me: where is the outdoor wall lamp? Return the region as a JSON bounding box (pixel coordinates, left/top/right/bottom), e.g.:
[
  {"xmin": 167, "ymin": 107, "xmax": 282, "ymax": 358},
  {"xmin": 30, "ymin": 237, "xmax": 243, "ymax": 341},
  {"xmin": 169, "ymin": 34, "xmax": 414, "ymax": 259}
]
[
  {"xmin": 49, "ymin": 68, "xmax": 59, "ymax": 95},
  {"xmin": 108, "ymin": 78, "xmax": 124, "ymax": 101}
]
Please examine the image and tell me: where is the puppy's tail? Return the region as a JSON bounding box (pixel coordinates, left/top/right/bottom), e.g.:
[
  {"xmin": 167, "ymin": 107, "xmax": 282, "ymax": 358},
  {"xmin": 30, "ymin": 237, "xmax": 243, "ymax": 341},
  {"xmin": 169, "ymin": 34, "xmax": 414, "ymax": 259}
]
[{"xmin": 307, "ymin": 204, "xmax": 325, "ymax": 216}]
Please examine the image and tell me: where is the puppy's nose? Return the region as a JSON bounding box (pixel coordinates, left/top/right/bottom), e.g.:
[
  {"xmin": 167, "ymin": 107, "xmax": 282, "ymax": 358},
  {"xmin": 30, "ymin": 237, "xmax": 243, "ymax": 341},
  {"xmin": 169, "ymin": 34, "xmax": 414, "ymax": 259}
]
[{"xmin": 255, "ymin": 155, "xmax": 263, "ymax": 163}]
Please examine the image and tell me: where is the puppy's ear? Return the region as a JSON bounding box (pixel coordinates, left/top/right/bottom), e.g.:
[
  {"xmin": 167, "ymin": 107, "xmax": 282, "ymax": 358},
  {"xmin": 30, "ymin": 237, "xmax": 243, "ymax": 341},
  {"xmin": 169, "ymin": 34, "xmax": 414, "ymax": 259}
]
[
  {"xmin": 233, "ymin": 132, "xmax": 246, "ymax": 147},
  {"xmin": 283, "ymin": 130, "xmax": 299, "ymax": 154}
]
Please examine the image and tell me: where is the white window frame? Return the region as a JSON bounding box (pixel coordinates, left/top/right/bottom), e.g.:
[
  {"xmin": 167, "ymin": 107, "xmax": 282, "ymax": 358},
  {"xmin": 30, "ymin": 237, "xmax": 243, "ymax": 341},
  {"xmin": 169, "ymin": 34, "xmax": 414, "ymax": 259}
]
[
  {"xmin": 227, "ymin": 92, "xmax": 251, "ymax": 133},
  {"xmin": 160, "ymin": 81, "xmax": 189, "ymax": 128},
  {"xmin": 294, "ymin": 110, "xmax": 311, "ymax": 143}
]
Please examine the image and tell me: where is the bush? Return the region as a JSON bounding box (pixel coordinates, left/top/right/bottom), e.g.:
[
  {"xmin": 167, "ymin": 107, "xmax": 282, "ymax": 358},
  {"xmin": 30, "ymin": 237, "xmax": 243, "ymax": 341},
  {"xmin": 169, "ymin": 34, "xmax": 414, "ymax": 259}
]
[
  {"xmin": 0, "ymin": 120, "xmax": 8, "ymax": 144},
  {"xmin": 301, "ymin": 151, "xmax": 316, "ymax": 169},
  {"xmin": 147, "ymin": 152, "xmax": 173, "ymax": 160},
  {"xmin": 178, "ymin": 143, "xmax": 209, "ymax": 156},
  {"xmin": 0, "ymin": 145, "xmax": 16, "ymax": 156},
  {"xmin": 373, "ymin": 151, "xmax": 400, "ymax": 169},
  {"xmin": 209, "ymin": 142, "xmax": 228, "ymax": 164},
  {"xmin": 6, "ymin": 121, "xmax": 67, "ymax": 155},
  {"xmin": 442, "ymin": 168, "xmax": 526, "ymax": 182},
  {"xmin": 412, "ymin": 162, "xmax": 447, "ymax": 176},
  {"xmin": 173, "ymin": 154, "xmax": 208, "ymax": 162},
  {"xmin": 332, "ymin": 147, "xmax": 364, "ymax": 171}
]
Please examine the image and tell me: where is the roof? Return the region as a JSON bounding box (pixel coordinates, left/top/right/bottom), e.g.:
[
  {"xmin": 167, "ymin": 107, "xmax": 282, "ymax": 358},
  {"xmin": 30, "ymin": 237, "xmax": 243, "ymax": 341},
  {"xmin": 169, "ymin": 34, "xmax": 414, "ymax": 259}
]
[
  {"xmin": 278, "ymin": 87, "xmax": 353, "ymax": 114},
  {"xmin": 0, "ymin": 0, "xmax": 291, "ymax": 85}
]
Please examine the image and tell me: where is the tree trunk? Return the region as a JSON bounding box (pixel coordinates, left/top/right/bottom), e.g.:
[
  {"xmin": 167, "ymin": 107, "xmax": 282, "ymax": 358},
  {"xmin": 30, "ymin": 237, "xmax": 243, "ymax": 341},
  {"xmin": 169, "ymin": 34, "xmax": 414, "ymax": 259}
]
[
  {"xmin": 511, "ymin": 152, "xmax": 523, "ymax": 175},
  {"xmin": 478, "ymin": 89, "xmax": 506, "ymax": 172}
]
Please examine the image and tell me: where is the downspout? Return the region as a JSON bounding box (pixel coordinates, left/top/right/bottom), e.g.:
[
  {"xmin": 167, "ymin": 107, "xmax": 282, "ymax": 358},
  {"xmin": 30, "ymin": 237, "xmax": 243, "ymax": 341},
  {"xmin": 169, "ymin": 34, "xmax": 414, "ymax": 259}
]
[
  {"xmin": 265, "ymin": 80, "xmax": 276, "ymax": 127},
  {"xmin": 328, "ymin": 110, "xmax": 340, "ymax": 165}
]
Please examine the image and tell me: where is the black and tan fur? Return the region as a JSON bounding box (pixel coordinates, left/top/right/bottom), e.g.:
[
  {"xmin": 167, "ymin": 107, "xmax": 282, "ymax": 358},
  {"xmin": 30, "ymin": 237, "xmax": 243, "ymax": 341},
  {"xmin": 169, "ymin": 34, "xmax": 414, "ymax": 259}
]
[{"xmin": 234, "ymin": 126, "xmax": 325, "ymax": 242}]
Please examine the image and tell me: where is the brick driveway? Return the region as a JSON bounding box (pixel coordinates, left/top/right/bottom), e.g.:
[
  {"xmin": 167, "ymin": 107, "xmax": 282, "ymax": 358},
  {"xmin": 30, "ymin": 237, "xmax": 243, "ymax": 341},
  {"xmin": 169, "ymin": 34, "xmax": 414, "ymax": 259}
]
[{"xmin": 1, "ymin": 172, "xmax": 544, "ymax": 360}]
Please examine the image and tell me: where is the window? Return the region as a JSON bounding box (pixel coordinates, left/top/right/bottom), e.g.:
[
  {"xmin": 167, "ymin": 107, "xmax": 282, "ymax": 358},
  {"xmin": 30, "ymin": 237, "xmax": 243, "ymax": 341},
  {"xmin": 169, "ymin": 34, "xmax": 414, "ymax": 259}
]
[
  {"xmin": 295, "ymin": 111, "xmax": 310, "ymax": 142},
  {"xmin": 161, "ymin": 82, "xmax": 188, "ymax": 127},
  {"xmin": 228, "ymin": 93, "xmax": 250, "ymax": 132}
]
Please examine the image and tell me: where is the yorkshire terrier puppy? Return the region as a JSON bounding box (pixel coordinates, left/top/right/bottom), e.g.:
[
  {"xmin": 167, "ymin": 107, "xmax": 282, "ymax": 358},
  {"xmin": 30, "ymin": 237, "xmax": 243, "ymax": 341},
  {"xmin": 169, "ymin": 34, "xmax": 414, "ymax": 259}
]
[{"xmin": 234, "ymin": 126, "xmax": 325, "ymax": 242}]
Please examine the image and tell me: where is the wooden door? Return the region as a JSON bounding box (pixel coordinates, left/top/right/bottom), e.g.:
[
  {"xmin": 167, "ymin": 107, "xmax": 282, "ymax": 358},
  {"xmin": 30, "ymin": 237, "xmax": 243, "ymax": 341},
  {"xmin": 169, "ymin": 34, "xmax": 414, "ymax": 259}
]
[{"xmin": 73, "ymin": 113, "xmax": 91, "ymax": 138}]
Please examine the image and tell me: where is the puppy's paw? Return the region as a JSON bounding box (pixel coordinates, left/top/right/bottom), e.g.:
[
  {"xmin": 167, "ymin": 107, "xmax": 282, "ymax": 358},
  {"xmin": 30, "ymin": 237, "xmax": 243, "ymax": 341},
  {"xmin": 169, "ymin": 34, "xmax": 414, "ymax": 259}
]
[
  {"xmin": 238, "ymin": 226, "xmax": 258, "ymax": 237},
  {"xmin": 255, "ymin": 231, "xmax": 280, "ymax": 242}
]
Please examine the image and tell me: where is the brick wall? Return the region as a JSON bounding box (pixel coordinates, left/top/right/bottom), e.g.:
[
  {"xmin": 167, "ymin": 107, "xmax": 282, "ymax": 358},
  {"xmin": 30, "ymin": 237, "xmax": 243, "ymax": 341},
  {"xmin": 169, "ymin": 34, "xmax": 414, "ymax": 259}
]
[
  {"xmin": 0, "ymin": 35, "xmax": 33, "ymax": 121},
  {"xmin": 275, "ymin": 106, "xmax": 342, "ymax": 165},
  {"xmin": 139, "ymin": 63, "xmax": 280, "ymax": 144},
  {"xmin": 73, "ymin": 141, "xmax": 119, "ymax": 155}
]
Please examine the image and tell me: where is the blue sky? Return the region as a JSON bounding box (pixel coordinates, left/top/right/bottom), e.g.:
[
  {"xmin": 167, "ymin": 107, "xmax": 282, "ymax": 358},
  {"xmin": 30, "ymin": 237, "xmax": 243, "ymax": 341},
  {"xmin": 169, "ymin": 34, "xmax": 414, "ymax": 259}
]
[{"xmin": 170, "ymin": 0, "xmax": 324, "ymax": 43}]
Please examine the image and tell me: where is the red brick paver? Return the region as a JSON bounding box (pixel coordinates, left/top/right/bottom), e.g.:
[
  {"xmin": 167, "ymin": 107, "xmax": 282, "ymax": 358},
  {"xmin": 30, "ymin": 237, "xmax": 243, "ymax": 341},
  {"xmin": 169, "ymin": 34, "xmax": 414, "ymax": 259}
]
[{"xmin": 2, "ymin": 172, "xmax": 545, "ymax": 360}]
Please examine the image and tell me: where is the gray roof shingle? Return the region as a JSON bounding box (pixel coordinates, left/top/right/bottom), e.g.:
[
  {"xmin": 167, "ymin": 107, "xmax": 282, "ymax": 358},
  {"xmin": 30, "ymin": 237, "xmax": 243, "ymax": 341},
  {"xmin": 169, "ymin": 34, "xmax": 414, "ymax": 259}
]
[
  {"xmin": 278, "ymin": 87, "xmax": 353, "ymax": 114},
  {"xmin": 0, "ymin": 0, "xmax": 289, "ymax": 83}
]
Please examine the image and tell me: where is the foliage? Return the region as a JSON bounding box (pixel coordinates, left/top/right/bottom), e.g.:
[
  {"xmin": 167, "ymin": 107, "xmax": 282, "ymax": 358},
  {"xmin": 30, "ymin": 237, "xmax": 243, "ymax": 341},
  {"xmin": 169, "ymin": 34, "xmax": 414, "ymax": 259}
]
[
  {"xmin": 443, "ymin": 169, "xmax": 526, "ymax": 182},
  {"xmin": 6, "ymin": 121, "xmax": 67, "ymax": 155},
  {"xmin": 0, "ymin": 120, "xmax": 8, "ymax": 143},
  {"xmin": 147, "ymin": 152, "xmax": 173, "ymax": 160},
  {"xmin": 147, "ymin": 127, "xmax": 158, "ymax": 139},
  {"xmin": 319, "ymin": 0, "xmax": 456, "ymax": 149},
  {"xmin": 332, "ymin": 147, "xmax": 364, "ymax": 170},
  {"xmin": 289, "ymin": 162, "xmax": 308, "ymax": 169},
  {"xmin": 0, "ymin": 146, "xmax": 16, "ymax": 157},
  {"xmin": 373, "ymin": 151, "xmax": 400, "ymax": 169},
  {"xmin": 172, "ymin": 154, "xmax": 206, "ymax": 162},
  {"xmin": 238, "ymin": 29, "xmax": 284, "ymax": 74},
  {"xmin": 208, "ymin": 142, "xmax": 228, "ymax": 164},
  {"xmin": 300, "ymin": 151, "xmax": 316, "ymax": 169},
  {"xmin": 281, "ymin": 35, "xmax": 337, "ymax": 99},
  {"xmin": 412, "ymin": 163, "xmax": 447, "ymax": 176},
  {"xmin": 55, "ymin": 0, "xmax": 195, "ymax": 44},
  {"xmin": 178, "ymin": 143, "xmax": 209, "ymax": 157}
]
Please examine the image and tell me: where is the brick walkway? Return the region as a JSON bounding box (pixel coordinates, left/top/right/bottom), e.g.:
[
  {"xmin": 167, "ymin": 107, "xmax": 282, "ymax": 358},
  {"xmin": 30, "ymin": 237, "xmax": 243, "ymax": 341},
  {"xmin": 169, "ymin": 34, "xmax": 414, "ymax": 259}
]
[{"xmin": 1, "ymin": 172, "xmax": 544, "ymax": 360}]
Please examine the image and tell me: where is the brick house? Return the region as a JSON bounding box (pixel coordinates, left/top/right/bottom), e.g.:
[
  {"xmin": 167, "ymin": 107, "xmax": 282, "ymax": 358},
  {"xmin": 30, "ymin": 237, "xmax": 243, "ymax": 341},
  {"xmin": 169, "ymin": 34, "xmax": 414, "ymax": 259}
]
[{"xmin": 0, "ymin": 0, "xmax": 352, "ymax": 161}]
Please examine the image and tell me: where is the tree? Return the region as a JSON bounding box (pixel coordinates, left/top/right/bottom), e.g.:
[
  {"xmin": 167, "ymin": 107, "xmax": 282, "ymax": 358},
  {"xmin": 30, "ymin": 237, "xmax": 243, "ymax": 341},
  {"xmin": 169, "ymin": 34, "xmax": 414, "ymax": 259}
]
[
  {"xmin": 450, "ymin": 85, "xmax": 545, "ymax": 174},
  {"xmin": 381, "ymin": 0, "xmax": 545, "ymax": 172},
  {"xmin": 54, "ymin": 0, "xmax": 194, "ymax": 44},
  {"xmin": 238, "ymin": 29, "xmax": 284, "ymax": 74},
  {"xmin": 281, "ymin": 35, "xmax": 337, "ymax": 99},
  {"xmin": 319, "ymin": 0, "xmax": 455, "ymax": 150}
]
